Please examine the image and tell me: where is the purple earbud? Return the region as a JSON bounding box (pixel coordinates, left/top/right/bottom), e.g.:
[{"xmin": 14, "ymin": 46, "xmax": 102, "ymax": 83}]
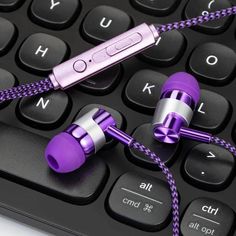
[
  {"xmin": 153, "ymin": 72, "xmax": 201, "ymax": 144},
  {"xmin": 45, "ymin": 108, "xmax": 116, "ymax": 173}
]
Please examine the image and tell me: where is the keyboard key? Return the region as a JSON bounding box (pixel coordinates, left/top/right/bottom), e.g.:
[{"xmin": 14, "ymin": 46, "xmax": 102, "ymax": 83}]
[
  {"xmin": 185, "ymin": 0, "xmax": 232, "ymax": 34},
  {"xmin": 131, "ymin": 0, "xmax": 179, "ymax": 16},
  {"xmin": 0, "ymin": 0, "xmax": 23, "ymax": 11},
  {"xmin": 79, "ymin": 65, "xmax": 120, "ymax": 95},
  {"xmin": 181, "ymin": 198, "xmax": 235, "ymax": 236},
  {"xmin": 30, "ymin": 0, "xmax": 80, "ymax": 29},
  {"xmin": 192, "ymin": 90, "xmax": 230, "ymax": 132},
  {"xmin": 0, "ymin": 17, "xmax": 16, "ymax": 55},
  {"xmin": 127, "ymin": 124, "xmax": 178, "ymax": 169},
  {"xmin": 0, "ymin": 68, "xmax": 17, "ymax": 108},
  {"xmin": 140, "ymin": 29, "xmax": 185, "ymax": 66},
  {"xmin": 0, "ymin": 122, "xmax": 108, "ymax": 204},
  {"xmin": 17, "ymin": 91, "xmax": 71, "ymax": 129},
  {"xmin": 18, "ymin": 33, "xmax": 68, "ymax": 73},
  {"xmin": 108, "ymin": 172, "xmax": 172, "ymax": 231},
  {"xmin": 189, "ymin": 43, "xmax": 236, "ymax": 85},
  {"xmin": 183, "ymin": 144, "xmax": 234, "ymax": 190},
  {"xmin": 74, "ymin": 104, "xmax": 124, "ymax": 148},
  {"xmin": 82, "ymin": 5, "xmax": 132, "ymax": 44},
  {"xmin": 124, "ymin": 70, "xmax": 167, "ymax": 113}
]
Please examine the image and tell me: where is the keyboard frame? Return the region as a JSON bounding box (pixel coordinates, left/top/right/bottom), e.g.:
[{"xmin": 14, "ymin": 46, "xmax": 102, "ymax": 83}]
[{"xmin": 0, "ymin": 0, "xmax": 236, "ymax": 235}]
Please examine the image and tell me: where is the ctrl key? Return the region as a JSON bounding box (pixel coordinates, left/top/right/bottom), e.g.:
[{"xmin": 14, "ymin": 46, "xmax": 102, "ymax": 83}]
[
  {"xmin": 181, "ymin": 198, "xmax": 235, "ymax": 236},
  {"xmin": 107, "ymin": 172, "xmax": 172, "ymax": 231}
]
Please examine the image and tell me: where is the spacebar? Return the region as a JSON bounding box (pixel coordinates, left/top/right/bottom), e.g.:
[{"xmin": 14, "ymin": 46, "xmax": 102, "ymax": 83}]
[{"xmin": 0, "ymin": 123, "xmax": 108, "ymax": 204}]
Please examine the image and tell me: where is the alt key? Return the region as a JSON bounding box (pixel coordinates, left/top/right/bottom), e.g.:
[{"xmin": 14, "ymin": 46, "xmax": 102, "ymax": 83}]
[{"xmin": 107, "ymin": 172, "xmax": 171, "ymax": 231}]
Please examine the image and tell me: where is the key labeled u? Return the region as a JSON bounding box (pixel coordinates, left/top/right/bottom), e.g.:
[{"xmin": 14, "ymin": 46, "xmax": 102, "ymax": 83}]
[{"xmin": 100, "ymin": 17, "xmax": 112, "ymax": 28}]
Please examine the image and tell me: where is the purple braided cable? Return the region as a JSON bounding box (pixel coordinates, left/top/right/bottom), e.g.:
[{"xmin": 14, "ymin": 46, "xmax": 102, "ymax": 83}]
[
  {"xmin": 156, "ymin": 6, "xmax": 236, "ymax": 34},
  {"xmin": 211, "ymin": 136, "xmax": 236, "ymax": 157},
  {"xmin": 130, "ymin": 140, "xmax": 179, "ymax": 236},
  {"xmin": 0, "ymin": 78, "xmax": 54, "ymax": 103}
]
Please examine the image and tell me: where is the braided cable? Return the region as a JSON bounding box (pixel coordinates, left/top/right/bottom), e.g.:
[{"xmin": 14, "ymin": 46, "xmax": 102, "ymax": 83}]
[
  {"xmin": 0, "ymin": 78, "xmax": 54, "ymax": 103},
  {"xmin": 156, "ymin": 6, "xmax": 236, "ymax": 34},
  {"xmin": 211, "ymin": 136, "xmax": 236, "ymax": 157},
  {"xmin": 130, "ymin": 141, "xmax": 179, "ymax": 236}
]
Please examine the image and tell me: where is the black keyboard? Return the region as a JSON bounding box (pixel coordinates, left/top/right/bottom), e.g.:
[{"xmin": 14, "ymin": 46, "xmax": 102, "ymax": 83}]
[{"xmin": 0, "ymin": 0, "xmax": 236, "ymax": 235}]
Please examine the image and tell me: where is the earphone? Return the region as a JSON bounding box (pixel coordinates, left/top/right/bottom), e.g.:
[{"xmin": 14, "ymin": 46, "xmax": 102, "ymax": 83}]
[
  {"xmin": 0, "ymin": 6, "xmax": 236, "ymax": 236},
  {"xmin": 45, "ymin": 72, "xmax": 236, "ymax": 236}
]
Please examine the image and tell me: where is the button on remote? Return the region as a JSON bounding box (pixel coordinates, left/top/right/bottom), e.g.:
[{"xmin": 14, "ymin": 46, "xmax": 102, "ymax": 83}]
[
  {"xmin": 108, "ymin": 172, "xmax": 172, "ymax": 231},
  {"xmin": 73, "ymin": 60, "xmax": 87, "ymax": 73},
  {"xmin": 181, "ymin": 198, "xmax": 235, "ymax": 236},
  {"xmin": 106, "ymin": 33, "xmax": 142, "ymax": 56}
]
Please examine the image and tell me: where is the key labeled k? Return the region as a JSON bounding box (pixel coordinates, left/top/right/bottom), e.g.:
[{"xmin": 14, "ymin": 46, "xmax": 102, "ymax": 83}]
[{"xmin": 142, "ymin": 83, "xmax": 155, "ymax": 95}]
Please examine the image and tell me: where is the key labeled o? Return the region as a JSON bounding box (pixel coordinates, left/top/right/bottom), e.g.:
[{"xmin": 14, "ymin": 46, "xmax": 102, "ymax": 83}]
[{"xmin": 206, "ymin": 55, "xmax": 218, "ymax": 66}]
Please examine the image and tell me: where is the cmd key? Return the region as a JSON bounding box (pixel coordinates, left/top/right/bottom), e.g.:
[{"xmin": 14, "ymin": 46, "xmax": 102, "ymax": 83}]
[
  {"xmin": 82, "ymin": 6, "xmax": 132, "ymax": 44},
  {"xmin": 0, "ymin": 17, "xmax": 16, "ymax": 55},
  {"xmin": 30, "ymin": 0, "xmax": 81, "ymax": 29},
  {"xmin": 108, "ymin": 172, "xmax": 172, "ymax": 231},
  {"xmin": 189, "ymin": 43, "xmax": 236, "ymax": 85},
  {"xmin": 181, "ymin": 198, "xmax": 235, "ymax": 236},
  {"xmin": 185, "ymin": 0, "xmax": 232, "ymax": 34},
  {"xmin": 127, "ymin": 124, "xmax": 179, "ymax": 169}
]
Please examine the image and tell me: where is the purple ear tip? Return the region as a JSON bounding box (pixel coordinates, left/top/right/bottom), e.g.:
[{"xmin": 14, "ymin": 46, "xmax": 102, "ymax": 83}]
[
  {"xmin": 45, "ymin": 132, "xmax": 86, "ymax": 173},
  {"xmin": 161, "ymin": 72, "xmax": 200, "ymax": 104}
]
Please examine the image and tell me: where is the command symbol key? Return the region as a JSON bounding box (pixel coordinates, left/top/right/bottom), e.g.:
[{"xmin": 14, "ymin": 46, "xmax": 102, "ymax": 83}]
[{"xmin": 107, "ymin": 172, "xmax": 172, "ymax": 231}]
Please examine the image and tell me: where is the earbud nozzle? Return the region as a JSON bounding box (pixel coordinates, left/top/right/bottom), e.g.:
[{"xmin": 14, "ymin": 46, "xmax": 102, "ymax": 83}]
[
  {"xmin": 45, "ymin": 132, "xmax": 86, "ymax": 173},
  {"xmin": 161, "ymin": 72, "xmax": 200, "ymax": 104}
]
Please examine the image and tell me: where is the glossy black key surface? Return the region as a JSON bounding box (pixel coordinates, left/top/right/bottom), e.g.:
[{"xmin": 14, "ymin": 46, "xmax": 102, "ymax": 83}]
[
  {"xmin": 108, "ymin": 172, "xmax": 171, "ymax": 231},
  {"xmin": 0, "ymin": 122, "xmax": 108, "ymax": 204},
  {"xmin": 30, "ymin": 0, "xmax": 80, "ymax": 29},
  {"xmin": 183, "ymin": 144, "xmax": 235, "ymax": 191},
  {"xmin": 0, "ymin": 68, "xmax": 17, "ymax": 108},
  {"xmin": 124, "ymin": 70, "xmax": 167, "ymax": 113},
  {"xmin": 74, "ymin": 104, "xmax": 124, "ymax": 148},
  {"xmin": 181, "ymin": 198, "xmax": 235, "ymax": 236},
  {"xmin": 0, "ymin": 0, "xmax": 23, "ymax": 11},
  {"xmin": 18, "ymin": 33, "xmax": 68, "ymax": 73},
  {"xmin": 185, "ymin": 0, "xmax": 232, "ymax": 34},
  {"xmin": 191, "ymin": 90, "xmax": 230, "ymax": 132},
  {"xmin": 140, "ymin": 29, "xmax": 185, "ymax": 66},
  {"xmin": 82, "ymin": 5, "xmax": 132, "ymax": 44},
  {"xmin": 127, "ymin": 124, "xmax": 178, "ymax": 169},
  {"xmin": 189, "ymin": 43, "xmax": 236, "ymax": 85},
  {"xmin": 79, "ymin": 65, "xmax": 120, "ymax": 95},
  {"xmin": 17, "ymin": 91, "xmax": 71, "ymax": 129},
  {"xmin": 0, "ymin": 17, "xmax": 16, "ymax": 55},
  {"xmin": 131, "ymin": 0, "xmax": 179, "ymax": 16}
]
